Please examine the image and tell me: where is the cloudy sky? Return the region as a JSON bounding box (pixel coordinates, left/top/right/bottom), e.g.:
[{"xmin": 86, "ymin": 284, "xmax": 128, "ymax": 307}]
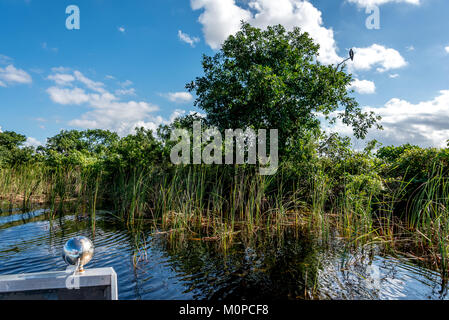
[{"xmin": 1, "ymin": 0, "xmax": 449, "ymax": 148}]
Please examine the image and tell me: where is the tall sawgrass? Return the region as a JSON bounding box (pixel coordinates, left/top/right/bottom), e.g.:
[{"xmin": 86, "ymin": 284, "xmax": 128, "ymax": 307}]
[
  {"xmin": 0, "ymin": 165, "xmax": 46, "ymax": 209},
  {"xmin": 408, "ymin": 163, "xmax": 449, "ymax": 274},
  {"xmin": 3, "ymin": 158, "xmax": 449, "ymax": 276}
]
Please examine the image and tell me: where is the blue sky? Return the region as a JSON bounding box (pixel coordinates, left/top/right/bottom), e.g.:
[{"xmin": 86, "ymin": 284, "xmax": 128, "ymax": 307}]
[{"xmin": 1, "ymin": 0, "xmax": 449, "ymax": 148}]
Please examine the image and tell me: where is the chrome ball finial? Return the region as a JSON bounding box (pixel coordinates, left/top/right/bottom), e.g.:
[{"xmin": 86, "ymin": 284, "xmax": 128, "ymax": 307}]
[{"xmin": 62, "ymin": 236, "xmax": 94, "ymax": 273}]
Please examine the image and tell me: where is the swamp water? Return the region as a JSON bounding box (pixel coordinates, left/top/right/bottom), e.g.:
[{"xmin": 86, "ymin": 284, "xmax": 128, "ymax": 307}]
[{"xmin": 0, "ymin": 206, "xmax": 447, "ymax": 300}]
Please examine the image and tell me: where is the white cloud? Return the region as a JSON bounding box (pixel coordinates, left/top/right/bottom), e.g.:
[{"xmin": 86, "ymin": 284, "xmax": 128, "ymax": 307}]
[
  {"xmin": 347, "ymin": 0, "xmax": 420, "ymax": 8},
  {"xmin": 191, "ymin": 0, "xmax": 342, "ymax": 65},
  {"xmin": 0, "ymin": 55, "xmax": 12, "ymax": 65},
  {"xmin": 348, "ymin": 44, "xmax": 407, "ymax": 72},
  {"xmin": 119, "ymin": 80, "xmax": 133, "ymax": 87},
  {"xmin": 163, "ymin": 92, "xmax": 194, "ymax": 103},
  {"xmin": 52, "ymin": 66, "xmax": 71, "ymax": 73},
  {"xmin": 24, "ymin": 137, "xmax": 43, "ymax": 148},
  {"xmin": 47, "ymin": 87, "xmax": 90, "ymax": 105},
  {"xmin": 0, "ymin": 65, "xmax": 32, "ymax": 87},
  {"xmin": 169, "ymin": 109, "xmax": 187, "ymax": 122},
  {"xmin": 366, "ymin": 90, "xmax": 449, "ymax": 147},
  {"xmin": 389, "ymin": 73, "xmax": 399, "ymax": 78},
  {"xmin": 47, "ymin": 73, "xmax": 75, "ymax": 86},
  {"xmin": 73, "ymin": 71, "xmax": 106, "ymax": 93},
  {"xmin": 118, "ymin": 27, "xmax": 125, "ymax": 33},
  {"xmin": 115, "ymin": 88, "xmax": 136, "ymax": 96},
  {"xmin": 326, "ymin": 90, "xmax": 449, "ymax": 148},
  {"xmin": 114, "ymin": 80, "xmax": 136, "ymax": 96},
  {"xmin": 190, "ymin": 0, "xmax": 408, "ymax": 69},
  {"xmin": 348, "ymin": 79, "xmax": 376, "ymax": 94},
  {"xmin": 445, "ymin": 46, "xmax": 449, "ymax": 54},
  {"xmin": 46, "ymin": 70, "xmax": 166, "ymax": 136},
  {"xmin": 178, "ymin": 30, "xmax": 200, "ymax": 47},
  {"xmin": 191, "ymin": 0, "xmax": 251, "ymax": 50},
  {"xmin": 68, "ymin": 100, "xmax": 160, "ymax": 136}
]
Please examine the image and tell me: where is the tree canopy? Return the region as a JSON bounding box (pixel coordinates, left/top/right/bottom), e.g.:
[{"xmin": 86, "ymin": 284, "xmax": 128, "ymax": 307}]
[
  {"xmin": 0, "ymin": 131, "xmax": 34, "ymax": 167},
  {"xmin": 187, "ymin": 23, "xmax": 381, "ymax": 159}
]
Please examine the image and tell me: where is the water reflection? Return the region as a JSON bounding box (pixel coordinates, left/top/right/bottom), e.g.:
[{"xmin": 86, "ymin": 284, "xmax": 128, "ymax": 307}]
[
  {"xmin": 155, "ymin": 230, "xmax": 321, "ymax": 300},
  {"xmin": 0, "ymin": 207, "xmax": 447, "ymax": 300}
]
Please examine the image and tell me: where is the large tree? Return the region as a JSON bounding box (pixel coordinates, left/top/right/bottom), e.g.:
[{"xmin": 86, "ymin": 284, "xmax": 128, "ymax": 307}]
[
  {"xmin": 44, "ymin": 129, "xmax": 119, "ymax": 156},
  {"xmin": 187, "ymin": 23, "xmax": 381, "ymax": 159},
  {"xmin": 0, "ymin": 131, "xmax": 34, "ymax": 167}
]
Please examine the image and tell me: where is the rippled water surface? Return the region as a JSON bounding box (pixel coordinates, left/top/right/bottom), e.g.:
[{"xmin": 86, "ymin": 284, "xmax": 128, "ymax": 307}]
[{"xmin": 0, "ymin": 206, "xmax": 448, "ymax": 300}]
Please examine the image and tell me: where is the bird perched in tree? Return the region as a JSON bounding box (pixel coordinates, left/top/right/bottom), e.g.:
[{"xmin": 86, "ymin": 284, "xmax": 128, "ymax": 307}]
[{"xmin": 349, "ymin": 48, "xmax": 355, "ymax": 61}]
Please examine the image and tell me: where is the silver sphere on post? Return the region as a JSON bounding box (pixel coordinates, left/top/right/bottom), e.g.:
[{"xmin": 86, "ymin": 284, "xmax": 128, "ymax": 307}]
[{"xmin": 62, "ymin": 236, "xmax": 94, "ymax": 273}]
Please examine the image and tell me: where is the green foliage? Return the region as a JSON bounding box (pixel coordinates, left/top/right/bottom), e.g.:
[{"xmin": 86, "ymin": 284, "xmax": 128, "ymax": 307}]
[
  {"xmin": 0, "ymin": 131, "xmax": 35, "ymax": 167},
  {"xmin": 2, "ymin": 22, "xmax": 449, "ymax": 273},
  {"xmin": 317, "ymin": 133, "xmax": 382, "ymax": 198},
  {"xmin": 0, "ymin": 130, "xmax": 27, "ymax": 149},
  {"xmin": 377, "ymin": 144, "xmax": 417, "ymax": 163},
  {"xmin": 157, "ymin": 113, "xmax": 205, "ymax": 161},
  {"xmin": 42, "ymin": 129, "xmax": 119, "ymax": 167},
  {"xmin": 378, "ymin": 145, "xmax": 449, "ymax": 184},
  {"xmin": 45, "ymin": 129, "xmax": 119, "ymax": 155},
  {"xmin": 187, "ymin": 22, "xmax": 381, "ymax": 160},
  {"xmin": 106, "ymin": 127, "xmax": 163, "ymax": 171}
]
